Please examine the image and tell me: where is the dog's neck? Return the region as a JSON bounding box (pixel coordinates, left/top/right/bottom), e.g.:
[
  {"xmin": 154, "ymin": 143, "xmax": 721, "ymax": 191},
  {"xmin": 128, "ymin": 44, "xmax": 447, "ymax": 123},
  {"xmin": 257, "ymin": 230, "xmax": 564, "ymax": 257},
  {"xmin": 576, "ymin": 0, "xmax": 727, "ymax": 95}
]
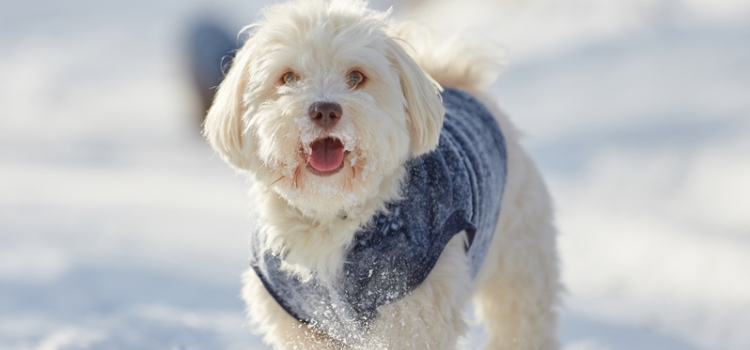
[{"xmin": 251, "ymin": 166, "xmax": 406, "ymax": 281}]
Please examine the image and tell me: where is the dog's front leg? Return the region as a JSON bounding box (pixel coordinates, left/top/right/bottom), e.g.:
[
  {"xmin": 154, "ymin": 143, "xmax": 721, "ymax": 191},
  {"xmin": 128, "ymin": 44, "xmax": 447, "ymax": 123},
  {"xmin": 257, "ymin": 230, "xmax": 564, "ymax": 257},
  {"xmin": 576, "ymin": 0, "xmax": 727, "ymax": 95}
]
[
  {"xmin": 242, "ymin": 269, "xmax": 341, "ymax": 350},
  {"xmin": 361, "ymin": 234, "xmax": 472, "ymax": 350}
]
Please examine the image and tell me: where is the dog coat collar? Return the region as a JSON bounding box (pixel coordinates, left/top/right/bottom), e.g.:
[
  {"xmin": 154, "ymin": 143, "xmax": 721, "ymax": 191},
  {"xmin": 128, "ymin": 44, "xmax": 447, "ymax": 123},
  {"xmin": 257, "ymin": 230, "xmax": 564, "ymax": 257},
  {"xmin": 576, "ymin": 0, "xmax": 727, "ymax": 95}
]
[{"xmin": 250, "ymin": 88, "xmax": 508, "ymax": 344}]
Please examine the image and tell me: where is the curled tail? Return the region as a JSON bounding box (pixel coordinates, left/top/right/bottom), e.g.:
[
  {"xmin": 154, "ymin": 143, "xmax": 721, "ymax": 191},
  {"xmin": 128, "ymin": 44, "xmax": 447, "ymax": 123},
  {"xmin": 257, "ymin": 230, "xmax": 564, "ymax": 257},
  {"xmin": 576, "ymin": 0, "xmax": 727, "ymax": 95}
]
[{"xmin": 392, "ymin": 22, "xmax": 506, "ymax": 93}]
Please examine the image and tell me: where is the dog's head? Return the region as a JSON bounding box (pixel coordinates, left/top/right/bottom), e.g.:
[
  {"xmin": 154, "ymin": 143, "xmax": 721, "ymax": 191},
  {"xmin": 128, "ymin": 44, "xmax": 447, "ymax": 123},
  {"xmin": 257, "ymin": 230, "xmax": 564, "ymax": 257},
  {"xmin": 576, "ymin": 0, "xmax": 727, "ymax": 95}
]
[{"xmin": 204, "ymin": 0, "xmax": 444, "ymax": 217}]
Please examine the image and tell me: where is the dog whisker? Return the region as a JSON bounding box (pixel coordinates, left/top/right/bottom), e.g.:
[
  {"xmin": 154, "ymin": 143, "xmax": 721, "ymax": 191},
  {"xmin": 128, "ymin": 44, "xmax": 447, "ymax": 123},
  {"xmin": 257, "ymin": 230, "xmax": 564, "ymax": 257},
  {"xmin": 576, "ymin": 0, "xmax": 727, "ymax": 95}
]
[
  {"xmin": 270, "ymin": 176, "xmax": 285, "ymax": 186},
  {"xmin": 292, "ymin": 165, "xmax": 301, "ymax": 189}
]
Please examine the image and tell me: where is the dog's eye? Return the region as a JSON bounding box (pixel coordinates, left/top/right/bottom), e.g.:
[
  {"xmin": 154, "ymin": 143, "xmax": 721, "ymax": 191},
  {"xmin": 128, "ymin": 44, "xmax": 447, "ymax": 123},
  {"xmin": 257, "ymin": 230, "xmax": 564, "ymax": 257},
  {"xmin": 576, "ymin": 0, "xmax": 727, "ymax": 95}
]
[
  {"xmin": 347, "ymin": 70, "xmax": 365, "ymax": 89},
  {"xmin": 282, "ymin": 72, "xmax": 298, "ymax": 85}
]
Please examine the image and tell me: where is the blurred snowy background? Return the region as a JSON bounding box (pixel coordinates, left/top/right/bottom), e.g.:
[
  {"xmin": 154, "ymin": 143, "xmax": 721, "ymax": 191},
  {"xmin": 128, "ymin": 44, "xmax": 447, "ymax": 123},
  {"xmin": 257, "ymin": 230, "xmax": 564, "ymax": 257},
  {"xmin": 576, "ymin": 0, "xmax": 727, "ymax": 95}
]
[{"xmin": 0, "ymin": 0, "xmax": 748, "ymax": 349}]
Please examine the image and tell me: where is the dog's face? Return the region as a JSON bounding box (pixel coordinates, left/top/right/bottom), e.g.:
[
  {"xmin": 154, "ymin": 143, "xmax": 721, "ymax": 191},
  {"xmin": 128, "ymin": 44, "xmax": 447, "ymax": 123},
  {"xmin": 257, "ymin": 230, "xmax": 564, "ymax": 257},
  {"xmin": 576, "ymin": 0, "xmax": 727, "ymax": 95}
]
[{"xmin": 204, "ymin": 0, "xmax": 444, "ymax": 218}]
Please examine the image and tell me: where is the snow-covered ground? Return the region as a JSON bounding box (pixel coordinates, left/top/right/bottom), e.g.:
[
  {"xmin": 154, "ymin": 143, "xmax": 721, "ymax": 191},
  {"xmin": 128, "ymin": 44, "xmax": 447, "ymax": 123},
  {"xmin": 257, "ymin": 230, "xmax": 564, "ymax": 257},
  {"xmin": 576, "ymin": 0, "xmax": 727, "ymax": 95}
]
[{"xmin": 1, "ymin": 0, "xmax": 748, "ymax": 349}]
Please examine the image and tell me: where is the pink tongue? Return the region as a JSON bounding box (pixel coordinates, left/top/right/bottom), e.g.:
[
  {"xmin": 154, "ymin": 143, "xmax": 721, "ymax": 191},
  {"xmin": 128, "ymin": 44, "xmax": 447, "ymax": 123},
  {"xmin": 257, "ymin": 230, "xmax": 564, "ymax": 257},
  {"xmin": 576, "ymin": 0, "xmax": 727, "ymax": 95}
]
[{"xmin": 309, "ymin": 138, "xmax": 345, "ymax": 172}]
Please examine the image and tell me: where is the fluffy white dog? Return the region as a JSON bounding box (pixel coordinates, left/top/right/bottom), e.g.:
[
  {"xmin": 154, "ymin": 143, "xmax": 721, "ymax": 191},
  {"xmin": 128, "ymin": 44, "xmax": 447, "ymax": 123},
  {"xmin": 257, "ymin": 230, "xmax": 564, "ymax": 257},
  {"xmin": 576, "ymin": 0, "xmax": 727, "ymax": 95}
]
[{"xmin": 203, "ymin": 0, "xmax": 560, "ymax": 349}]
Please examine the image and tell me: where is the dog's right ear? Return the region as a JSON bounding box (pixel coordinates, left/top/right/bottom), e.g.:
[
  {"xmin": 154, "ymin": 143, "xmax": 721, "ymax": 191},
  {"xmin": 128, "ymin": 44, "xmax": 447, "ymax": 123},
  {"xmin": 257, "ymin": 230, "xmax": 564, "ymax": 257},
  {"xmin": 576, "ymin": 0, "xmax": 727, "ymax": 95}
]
[{"xmin": 202, "ymin": 43, "xmax": 254, "ymax": 170}]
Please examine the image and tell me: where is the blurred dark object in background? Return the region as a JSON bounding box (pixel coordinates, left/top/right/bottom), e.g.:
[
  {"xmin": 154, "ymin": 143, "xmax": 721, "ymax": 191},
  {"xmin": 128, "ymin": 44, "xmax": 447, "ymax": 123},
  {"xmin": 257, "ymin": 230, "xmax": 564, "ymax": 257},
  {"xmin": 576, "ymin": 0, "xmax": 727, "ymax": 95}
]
[{"xmin": 187, "ymin": 19, "xmax": 238, "ymax": 128}]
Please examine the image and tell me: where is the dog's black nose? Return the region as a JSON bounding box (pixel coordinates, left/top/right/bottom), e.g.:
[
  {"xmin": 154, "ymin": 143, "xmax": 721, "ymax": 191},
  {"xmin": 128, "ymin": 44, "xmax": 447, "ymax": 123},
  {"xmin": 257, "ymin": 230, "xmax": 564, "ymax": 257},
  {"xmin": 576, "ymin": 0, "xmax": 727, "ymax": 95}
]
[{"xmin": 309, "ymin": 102, "xmax": 342, "ymax": 128}]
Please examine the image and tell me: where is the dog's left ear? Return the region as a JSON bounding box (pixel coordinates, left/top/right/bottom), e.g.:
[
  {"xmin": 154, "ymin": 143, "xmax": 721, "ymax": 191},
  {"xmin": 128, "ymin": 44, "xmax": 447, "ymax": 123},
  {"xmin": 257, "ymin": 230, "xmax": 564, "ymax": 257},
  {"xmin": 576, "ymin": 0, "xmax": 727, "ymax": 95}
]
[{"xmin": 387, "ymin": 38, "xmax": 445, "ymax": 156}]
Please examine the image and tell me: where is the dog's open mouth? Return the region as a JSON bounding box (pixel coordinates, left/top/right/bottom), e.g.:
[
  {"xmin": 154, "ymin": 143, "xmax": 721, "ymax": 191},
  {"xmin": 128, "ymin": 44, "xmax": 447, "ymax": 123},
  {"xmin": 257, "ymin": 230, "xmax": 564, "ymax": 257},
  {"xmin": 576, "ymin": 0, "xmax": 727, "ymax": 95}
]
[{"xmin": 307, "ymin": 137, "xmax": 346, "ymax": 176}]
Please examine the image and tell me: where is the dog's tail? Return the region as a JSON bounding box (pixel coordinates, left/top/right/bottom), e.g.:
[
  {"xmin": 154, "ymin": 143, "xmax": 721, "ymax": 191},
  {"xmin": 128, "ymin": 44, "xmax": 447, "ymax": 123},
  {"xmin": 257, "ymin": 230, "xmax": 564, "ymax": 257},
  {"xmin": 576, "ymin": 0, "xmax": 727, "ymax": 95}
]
[{"xmin": 392, "ymin": 22, "xmax": 506, "ymax": 93}]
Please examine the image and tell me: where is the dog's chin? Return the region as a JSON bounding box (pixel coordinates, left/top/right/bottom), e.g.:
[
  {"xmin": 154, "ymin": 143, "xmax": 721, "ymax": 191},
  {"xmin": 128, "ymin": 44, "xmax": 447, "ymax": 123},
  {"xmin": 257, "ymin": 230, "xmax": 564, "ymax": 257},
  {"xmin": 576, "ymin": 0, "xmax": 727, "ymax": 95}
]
[
  {"xmin": 272, "ymin": 154, "xmax": 379, "ymax": 219},
  {"xmin": 281, "ymin": 175, "xmax": 357, "ymax": 219}
]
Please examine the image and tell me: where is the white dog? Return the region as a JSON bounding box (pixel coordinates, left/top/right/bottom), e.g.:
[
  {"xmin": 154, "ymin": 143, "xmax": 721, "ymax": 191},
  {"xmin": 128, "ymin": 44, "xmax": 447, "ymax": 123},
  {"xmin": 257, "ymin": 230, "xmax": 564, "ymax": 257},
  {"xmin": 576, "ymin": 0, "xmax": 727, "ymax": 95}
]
[{"xmin": 203, "ymin": 0, "xmax": 560, "ymax": 349}]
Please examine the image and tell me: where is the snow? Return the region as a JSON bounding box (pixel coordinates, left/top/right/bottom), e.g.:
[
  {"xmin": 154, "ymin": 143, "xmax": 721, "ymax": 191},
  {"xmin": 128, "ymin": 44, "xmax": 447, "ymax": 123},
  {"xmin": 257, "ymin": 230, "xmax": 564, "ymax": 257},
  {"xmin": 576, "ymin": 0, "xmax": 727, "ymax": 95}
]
[{"xmin": 1, "ymin": 0, "xmax": 748, "ymax": 349}]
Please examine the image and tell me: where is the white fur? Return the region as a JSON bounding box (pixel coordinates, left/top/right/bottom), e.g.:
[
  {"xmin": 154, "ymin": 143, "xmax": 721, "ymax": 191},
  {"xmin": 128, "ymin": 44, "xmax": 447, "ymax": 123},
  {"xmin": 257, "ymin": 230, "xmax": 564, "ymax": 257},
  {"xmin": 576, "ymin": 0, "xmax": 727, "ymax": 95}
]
[{"xmin": 204, "ymin": 0, "xmax": 560, "ymax": 348}]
